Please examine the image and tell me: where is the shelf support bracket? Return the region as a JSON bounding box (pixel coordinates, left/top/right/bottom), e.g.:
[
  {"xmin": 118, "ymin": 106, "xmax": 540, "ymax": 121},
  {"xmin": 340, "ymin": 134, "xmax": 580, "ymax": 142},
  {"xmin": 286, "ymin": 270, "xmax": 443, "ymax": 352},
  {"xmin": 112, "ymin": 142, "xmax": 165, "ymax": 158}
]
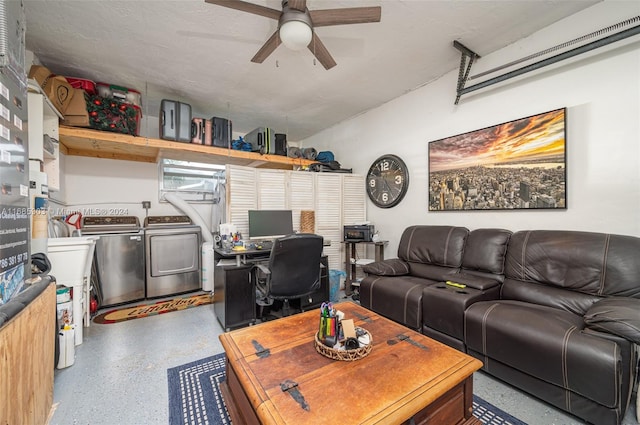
[{"xmin": 453, "ymin": 40, "xmax": 480, "ymax": 105}]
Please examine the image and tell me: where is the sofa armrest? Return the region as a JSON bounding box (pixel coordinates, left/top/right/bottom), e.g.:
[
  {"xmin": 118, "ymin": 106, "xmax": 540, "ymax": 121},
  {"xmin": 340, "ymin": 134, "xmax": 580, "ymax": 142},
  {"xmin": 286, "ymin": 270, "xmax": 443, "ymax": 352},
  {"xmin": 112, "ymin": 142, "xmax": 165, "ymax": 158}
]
[
  {"xmin": 444, "ymin": 272, "xmax": 501, "ymax": 291},
  {"xmin": 362, "ymin": 259, "xmax": 410, "ymax": 276},
  {"xmin": 584, "ymin": 297, "xmax": 640, "ymax": 344}
]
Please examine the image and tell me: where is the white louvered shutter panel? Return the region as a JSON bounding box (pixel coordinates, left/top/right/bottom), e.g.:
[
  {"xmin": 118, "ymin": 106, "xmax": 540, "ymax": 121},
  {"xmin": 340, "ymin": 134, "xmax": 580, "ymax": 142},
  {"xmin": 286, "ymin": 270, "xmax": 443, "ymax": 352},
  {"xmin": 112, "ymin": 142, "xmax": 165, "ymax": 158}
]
[
  {"xmin": 342, "ymin": 174, "xmax": 368, "ymax": 275},
  {"xmin": 289, "ymin": 172, "xmax": 315, "ymax": 232},
  {"xmin": 342, "ymin": 174, "xmax": 366, "ymax": 225},
  {"xmin": 226, "ymin": 165, "xmax": 257, "ymax": 237},
  {"xmin": 257, "ymin": 169, "xmax": 287, "ymax": 210},
  {"xmin": 315, "ymin": 173, "xmax": 343, "ymax": 270}
]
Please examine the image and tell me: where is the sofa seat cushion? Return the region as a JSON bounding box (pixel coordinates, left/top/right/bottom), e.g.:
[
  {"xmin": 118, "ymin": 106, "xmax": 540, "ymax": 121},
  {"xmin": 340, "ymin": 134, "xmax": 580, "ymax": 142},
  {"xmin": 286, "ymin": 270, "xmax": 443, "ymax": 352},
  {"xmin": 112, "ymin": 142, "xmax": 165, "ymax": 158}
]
[
  {"xmin": 584, "ymin": 297, "xmax": 640, "ymax": 344},
  {"xmin": 360, "ymin": 275, "xmax": 434, "ymax": 329},
  {"xmin": 465, "ymin": 300, "xmax": 622, "ymax": 408}
]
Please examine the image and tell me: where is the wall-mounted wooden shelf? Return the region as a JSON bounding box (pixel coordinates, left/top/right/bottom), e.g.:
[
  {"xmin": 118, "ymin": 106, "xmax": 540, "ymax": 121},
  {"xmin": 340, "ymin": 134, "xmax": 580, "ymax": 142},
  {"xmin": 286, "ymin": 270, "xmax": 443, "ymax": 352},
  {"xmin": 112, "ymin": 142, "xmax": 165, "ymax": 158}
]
[{"xmin": 58, "ymin": 126, "xmax": 315, "ymax": 169}]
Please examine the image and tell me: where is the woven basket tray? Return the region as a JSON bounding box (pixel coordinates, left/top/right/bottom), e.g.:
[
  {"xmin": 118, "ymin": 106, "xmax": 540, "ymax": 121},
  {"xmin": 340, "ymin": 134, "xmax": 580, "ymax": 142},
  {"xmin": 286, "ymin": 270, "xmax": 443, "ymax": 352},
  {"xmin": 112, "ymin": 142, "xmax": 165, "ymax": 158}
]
[{"xmin": 314, "ymin": 329, "xmax": 373, "ymax": 361}]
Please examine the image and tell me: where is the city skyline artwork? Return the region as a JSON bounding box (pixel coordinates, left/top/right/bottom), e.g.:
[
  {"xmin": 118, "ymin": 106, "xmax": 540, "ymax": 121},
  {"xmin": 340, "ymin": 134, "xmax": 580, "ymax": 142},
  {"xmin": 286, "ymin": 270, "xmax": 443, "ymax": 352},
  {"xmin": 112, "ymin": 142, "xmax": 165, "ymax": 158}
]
[{"xmin": 428, "ymin": 108, "xmax": 566, "ymax": 211}]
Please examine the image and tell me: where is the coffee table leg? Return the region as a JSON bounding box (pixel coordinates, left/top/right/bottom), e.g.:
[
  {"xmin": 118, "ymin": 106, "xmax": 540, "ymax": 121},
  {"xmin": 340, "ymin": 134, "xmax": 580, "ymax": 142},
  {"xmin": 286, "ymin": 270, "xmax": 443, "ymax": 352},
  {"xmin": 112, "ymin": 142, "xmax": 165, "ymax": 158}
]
[
  {"xmin": 406, "ymin": 376, "xmax": 482, "ymax": 425},
  {"xmin": 219, "ymin": 379, "xmax": 244, "ymax": 424},
  {"xmin": 220, "ymin": 357, "xmax": 261, "ymax": 425}
]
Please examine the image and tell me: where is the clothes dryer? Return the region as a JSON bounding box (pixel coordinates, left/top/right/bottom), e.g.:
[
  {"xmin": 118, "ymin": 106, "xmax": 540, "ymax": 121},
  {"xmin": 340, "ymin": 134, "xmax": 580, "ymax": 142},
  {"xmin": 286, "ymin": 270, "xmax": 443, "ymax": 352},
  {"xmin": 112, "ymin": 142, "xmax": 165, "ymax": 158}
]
[{"xmin": 144, "ymin": 216, "xmax": 201, "ymax": 298}]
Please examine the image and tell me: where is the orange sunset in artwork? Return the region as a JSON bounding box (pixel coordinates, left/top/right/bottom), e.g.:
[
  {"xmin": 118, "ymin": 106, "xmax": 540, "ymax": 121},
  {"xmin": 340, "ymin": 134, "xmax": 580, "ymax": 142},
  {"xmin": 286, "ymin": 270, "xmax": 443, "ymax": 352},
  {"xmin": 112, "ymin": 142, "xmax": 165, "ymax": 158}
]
[{"xmin": 428, "ymin": 108, "xmax": 566, "ymax": 211}]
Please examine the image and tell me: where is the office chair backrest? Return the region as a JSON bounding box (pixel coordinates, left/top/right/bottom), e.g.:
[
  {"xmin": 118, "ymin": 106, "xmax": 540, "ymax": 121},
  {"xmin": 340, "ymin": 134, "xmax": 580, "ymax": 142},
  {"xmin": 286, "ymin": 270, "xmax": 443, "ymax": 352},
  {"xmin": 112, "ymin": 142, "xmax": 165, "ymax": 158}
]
[{"xmin": 267, "ymin": 233, "xmax": 323, "ymax": 299}]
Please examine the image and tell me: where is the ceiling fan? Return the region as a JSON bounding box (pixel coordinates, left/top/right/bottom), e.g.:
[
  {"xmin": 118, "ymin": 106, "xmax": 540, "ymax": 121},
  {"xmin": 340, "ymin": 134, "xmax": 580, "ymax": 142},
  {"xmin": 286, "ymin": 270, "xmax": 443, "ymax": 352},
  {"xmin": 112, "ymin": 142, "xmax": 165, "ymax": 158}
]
[{"xmin": 204, "ymin": 0, "xmax": 382, "ymax": 70}]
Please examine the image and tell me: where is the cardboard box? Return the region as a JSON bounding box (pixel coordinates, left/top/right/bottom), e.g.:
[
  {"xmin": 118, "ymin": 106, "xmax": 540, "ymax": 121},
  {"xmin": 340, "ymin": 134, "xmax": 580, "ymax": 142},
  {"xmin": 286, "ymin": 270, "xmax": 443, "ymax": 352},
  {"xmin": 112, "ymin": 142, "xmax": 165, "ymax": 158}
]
[
  {"xmin": 62, "ymin": 88, "xmax": 89, "ymax": 127},
  {"xmin": 43, "ymin": 76, "xmax": 74, "ymax": 114},
  {"xmin": 28, "ymin": 64, "xmax": 52, "ymax": 87},
  {"xmin": 28, "ymin": 65, "xmax": 75, "ymax": 114}
]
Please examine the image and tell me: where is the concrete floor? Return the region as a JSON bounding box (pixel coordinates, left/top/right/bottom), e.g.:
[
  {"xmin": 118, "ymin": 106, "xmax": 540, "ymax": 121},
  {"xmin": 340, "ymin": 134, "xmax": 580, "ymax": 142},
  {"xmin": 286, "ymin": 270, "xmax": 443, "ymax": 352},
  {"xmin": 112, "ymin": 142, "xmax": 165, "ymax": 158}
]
[{"xmin": 49, "ymin": 293, "xmax": 639, "ymax": 425}]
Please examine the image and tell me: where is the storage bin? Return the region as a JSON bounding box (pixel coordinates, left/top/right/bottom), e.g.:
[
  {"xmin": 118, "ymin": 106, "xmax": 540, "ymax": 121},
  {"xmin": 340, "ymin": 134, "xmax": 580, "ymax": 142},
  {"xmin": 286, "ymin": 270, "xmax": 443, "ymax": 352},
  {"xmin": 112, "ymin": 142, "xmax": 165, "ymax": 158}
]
[
  {"xmin": 96, "ymin": 82, "xmax": 142, "ymax": 108},
  {"xmin": 86, "ymin": 94, "xmax": 141, "ymax": 136}
]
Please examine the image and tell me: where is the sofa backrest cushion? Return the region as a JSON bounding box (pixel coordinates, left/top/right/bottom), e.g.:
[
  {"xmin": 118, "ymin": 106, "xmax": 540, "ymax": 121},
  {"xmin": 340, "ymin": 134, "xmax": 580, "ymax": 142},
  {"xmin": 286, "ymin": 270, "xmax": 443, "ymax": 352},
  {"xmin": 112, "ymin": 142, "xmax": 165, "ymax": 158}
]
[
  {"xmin": 501, "ymin": 279, "xmax": 602, "ymax": 316},
  {"xmin": 398, "ymin": 226, "xmax": 468, "ymax": 280},
  {"xmin": 505, "ymin": 230, "xmax": 640, "ymax": 299},
  {"xmin": 462, "ymin": 228, "xmax": 512, "ymax": 275}
]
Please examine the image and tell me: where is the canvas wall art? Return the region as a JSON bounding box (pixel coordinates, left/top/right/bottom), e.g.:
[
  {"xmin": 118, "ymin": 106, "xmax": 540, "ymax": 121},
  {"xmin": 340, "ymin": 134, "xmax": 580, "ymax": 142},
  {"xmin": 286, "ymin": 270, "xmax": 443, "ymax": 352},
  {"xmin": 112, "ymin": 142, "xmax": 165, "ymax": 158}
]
[{"xmin": 428, "ymin": 108, "xmax": 566, "ymax": 211}]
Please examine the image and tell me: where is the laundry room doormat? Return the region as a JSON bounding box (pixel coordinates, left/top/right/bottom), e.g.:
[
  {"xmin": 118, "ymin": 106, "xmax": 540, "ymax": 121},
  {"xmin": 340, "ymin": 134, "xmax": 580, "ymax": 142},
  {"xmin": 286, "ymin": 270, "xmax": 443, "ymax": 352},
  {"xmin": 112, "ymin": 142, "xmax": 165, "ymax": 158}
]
[{"xmin": 93, "ymin": 293, "xmax": 213, "ymax": 324}]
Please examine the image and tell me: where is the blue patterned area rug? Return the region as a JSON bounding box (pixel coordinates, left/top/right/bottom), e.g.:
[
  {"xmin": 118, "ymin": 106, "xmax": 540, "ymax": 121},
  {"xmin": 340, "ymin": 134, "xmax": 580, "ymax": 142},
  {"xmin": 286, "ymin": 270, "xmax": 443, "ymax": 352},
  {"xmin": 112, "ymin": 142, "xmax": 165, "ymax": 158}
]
[{"xmin": 167, "ymin": 353, "xmax": 527, "ymax": 425}]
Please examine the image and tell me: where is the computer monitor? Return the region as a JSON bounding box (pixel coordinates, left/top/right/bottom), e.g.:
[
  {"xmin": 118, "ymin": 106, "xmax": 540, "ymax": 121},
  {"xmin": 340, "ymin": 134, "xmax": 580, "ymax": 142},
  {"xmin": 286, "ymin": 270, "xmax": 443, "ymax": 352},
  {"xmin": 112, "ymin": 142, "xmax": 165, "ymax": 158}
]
[{"xmin": 248, "ymin": 210, "xmax": 294, "ymax": 240}]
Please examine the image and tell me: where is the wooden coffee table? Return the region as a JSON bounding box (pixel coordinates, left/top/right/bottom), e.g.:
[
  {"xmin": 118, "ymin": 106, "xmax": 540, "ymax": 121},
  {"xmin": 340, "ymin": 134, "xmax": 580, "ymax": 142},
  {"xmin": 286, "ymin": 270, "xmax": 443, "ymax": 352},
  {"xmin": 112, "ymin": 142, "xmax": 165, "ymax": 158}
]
[{"xmin": 219, "ymin": 302, "xmax": 483, "ymax": 425}]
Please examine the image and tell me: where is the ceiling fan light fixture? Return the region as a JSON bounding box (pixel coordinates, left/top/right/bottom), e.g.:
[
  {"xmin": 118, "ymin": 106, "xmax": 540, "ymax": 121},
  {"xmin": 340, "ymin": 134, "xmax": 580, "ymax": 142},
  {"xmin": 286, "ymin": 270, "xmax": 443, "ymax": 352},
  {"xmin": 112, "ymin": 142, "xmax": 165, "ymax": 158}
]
[{"xmin": 279, "ymin": 20, "xmax": 312, "ymax": 51}]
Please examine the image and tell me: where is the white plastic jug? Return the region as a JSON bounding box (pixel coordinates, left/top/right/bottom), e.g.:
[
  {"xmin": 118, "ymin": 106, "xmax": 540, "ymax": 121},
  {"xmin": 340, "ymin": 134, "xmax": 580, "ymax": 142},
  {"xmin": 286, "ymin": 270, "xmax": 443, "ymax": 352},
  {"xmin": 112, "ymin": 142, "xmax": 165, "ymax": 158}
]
[{"xmin": 57, "ymin": 325, "xmax": 75, "ymax": 369}]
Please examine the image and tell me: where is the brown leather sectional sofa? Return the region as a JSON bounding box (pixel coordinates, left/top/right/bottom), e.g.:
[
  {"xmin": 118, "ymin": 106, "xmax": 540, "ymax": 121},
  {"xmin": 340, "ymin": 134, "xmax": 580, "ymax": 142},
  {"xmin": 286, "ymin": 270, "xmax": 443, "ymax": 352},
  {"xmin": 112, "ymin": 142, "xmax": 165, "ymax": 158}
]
[{"xmin": 360, "ymin": 225, "xmax": 640, "ymax": 425}]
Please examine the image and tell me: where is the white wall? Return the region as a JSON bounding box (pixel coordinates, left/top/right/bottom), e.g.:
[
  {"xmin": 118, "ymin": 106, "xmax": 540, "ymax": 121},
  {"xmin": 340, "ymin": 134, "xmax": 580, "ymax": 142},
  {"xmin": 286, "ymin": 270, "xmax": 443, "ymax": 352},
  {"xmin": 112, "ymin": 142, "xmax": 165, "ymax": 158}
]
[
  {"xmin": 59, "ymin": 155, "xmax": 214, "ymax": 229},
  {"xmin": 302, "ymin": 1, "xmax": 640, "ymax": 256},
  {"xmin": 58, "ymin": 2, "xmax": 639, "ymax": 251}
]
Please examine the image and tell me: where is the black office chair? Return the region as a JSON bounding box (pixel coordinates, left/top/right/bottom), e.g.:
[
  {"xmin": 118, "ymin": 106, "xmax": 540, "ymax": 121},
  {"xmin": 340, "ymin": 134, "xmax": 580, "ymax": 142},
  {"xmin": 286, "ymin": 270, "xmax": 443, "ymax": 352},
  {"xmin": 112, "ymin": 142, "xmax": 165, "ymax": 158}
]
[{"xmin": 253, "ymin": 233, "xmax": 324, "ymax": 319}]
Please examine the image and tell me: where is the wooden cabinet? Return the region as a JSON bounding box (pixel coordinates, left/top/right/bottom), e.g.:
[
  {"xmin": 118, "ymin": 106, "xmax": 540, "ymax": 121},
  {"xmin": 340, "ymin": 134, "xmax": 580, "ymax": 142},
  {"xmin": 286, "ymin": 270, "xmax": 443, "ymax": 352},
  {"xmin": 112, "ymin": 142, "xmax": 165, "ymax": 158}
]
[
  {"xmin": 0, "ymin": 278, "xmax": 55, "ymax": 425},
  {"xmin": 213, "ymin": 258, "xmax": 256, "ymax": 331}
]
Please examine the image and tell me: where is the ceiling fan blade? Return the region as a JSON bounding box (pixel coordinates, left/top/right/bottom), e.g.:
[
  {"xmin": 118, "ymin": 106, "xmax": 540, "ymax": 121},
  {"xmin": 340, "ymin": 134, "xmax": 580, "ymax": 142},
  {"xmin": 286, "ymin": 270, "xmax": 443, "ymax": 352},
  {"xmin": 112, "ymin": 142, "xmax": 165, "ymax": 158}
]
[
  {"xmin": 288, "ymin": 0, "xmax": 307, "ymax": 12},
  {"xmin": 251, "ymin": 30, "xmax": 282, "ymax": 63},
  {"xmin": 204, "ymin": 0, "xmax": 281, "ymax": 20},
  {"xmin": 307, "ymin": 32, "xmax": 337, "ymax": 70},
  {"xmin": 310, "ymin": 6, "xmax": 381, "ymax": 27}
]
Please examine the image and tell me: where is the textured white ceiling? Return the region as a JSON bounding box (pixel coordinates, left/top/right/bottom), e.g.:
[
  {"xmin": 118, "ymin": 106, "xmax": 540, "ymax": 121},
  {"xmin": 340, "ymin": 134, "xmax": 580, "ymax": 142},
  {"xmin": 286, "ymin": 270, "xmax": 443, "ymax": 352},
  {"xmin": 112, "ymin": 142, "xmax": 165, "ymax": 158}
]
[{"xmin": 23, "ymin": 0, "xmax": 598, "ymax": 141}]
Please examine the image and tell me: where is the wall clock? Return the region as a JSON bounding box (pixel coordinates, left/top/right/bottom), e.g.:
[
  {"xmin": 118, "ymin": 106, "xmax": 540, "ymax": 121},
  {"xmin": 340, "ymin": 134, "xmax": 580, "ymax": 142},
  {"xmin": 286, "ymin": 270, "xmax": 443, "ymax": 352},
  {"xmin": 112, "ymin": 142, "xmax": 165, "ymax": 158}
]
[{"xmin": 366, "ymin": 154, "xmax": 409, "ymax": 208}]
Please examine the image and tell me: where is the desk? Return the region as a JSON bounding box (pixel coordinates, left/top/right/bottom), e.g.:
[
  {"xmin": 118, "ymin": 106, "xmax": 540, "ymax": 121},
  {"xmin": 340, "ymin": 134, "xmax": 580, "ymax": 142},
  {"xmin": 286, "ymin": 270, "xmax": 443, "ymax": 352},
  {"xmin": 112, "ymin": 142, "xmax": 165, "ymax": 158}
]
[
  {"xmin": 215, "ymin": 246, "xmax": 270, "ymax": 267},
  {"xmin": 213, "ymin": 248, "xmax": 328, "ymax": 331},
  {"xmin": 343, "ymin": 240, "xmax": 387, "ymax": 296}
]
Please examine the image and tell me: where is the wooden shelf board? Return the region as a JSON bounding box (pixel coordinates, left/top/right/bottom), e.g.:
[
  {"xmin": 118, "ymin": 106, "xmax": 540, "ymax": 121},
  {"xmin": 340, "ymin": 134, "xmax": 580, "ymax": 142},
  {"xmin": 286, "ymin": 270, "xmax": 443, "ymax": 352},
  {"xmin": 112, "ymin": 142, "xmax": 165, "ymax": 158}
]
[{"xmin": 58, "ymin": 126, "xmax": 315, "ymax": 169}]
